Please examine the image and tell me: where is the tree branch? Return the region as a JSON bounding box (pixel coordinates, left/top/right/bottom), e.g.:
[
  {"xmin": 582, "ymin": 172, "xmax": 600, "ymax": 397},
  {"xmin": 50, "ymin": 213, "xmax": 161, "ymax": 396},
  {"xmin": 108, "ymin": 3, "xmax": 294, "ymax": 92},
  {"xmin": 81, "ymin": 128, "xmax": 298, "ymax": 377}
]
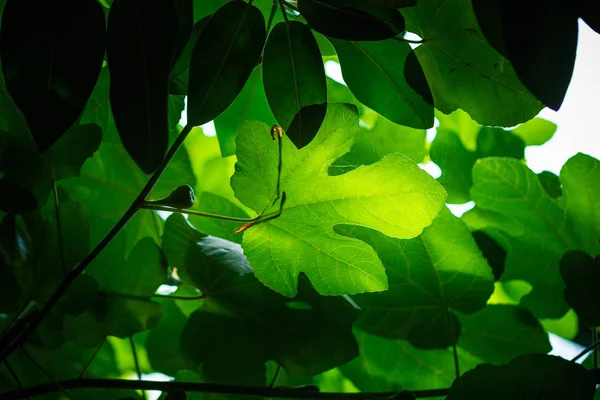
[{"xmin": 0, "ymin": 378, "xmax": 448, "ymax": 400}]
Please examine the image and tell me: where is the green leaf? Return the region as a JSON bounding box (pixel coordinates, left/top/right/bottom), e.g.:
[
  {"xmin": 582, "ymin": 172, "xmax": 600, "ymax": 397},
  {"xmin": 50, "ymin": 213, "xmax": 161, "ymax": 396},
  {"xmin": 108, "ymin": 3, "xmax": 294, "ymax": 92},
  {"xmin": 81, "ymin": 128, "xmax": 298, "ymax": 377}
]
[
  {"xmin": 472, "ymin": 1, "xmax": 577, "ymax": 110},
  {"xmin": 330, "ymin": 38, "xmax": 433, "ymax": 129},
  {"xmin": 0, "ymin": 133, "xmax": 51, "ymax": 212},
  {"xmin": 232, "ymin": 104, "xmax": 446, "ymax": 297},
  {"xmin": 329, "ymin": 118, "xmax": 426, "ymax": 176},
  {"xmin": 340, "ymin": 207, "xmax": 494, "ymax": 348},
  {"xmin": 431, "ymin": 127, "xmax": 525, "ymax": 204},
  {"xmin": 298, "ymin": 0, "xmax": 405, "ymax": 41},
  {"xmin": 162, "ymin": 214, "xmax": 359, "ymax": 383},
  {"xmin": 367, "ymin": 0, "xmax": 417, "ymax": 8},
  {"xmin": 457, "ymin": 305, "xmax": 551, "ymax": 365},
  {"xmin": 187, "ymin": 1, "xmax": 266, "ymax": 126},
  {"xmin": 341, "ymin": 329, "xmax": 483, "ymax": 391},
  {"xmin": 446, "ymin": 354, "xmax": 595, "ymax": 400},
  {"xmin": 214, "ymin": 66, "xmax": 276, "ymax": 157},
  {"xmin": 43, "ymin": 124, "xmax": 102, "ymax": 181},
  {"xmin": 107, "ymin": 0, "xmax": 182, "ymax": 173},
  {"xmin": 64, "ymin": 69, "xmax": 195, "ymax": 252},
  {"xmin": 512, "ymin": 117, "xmax": 557, "ymax": 146},
  {"xmin": 560, "ymin": 250, "xmax": 600, "ymax": 328},
  {"xmin": 537, "ymin": 171, "xmax": 562, "ymax": 198},
  {"xmin": 402, "ymin": 0, "xmax": 543, "ymax": 126},
  {"xmin": 469, "ymin": 154, "xmax": 600, "ymax": 318},
  {"xmin": 472, "ymin": 230, "xmax": 506, "ymax": 280},
  {"xmin": 0, "ymin": 0, "xmax": 105, "ymax": 151},
  {"xmin": 435, "ymin": 109, "xmax": 480, "ymax": 151},
  {"xmin": 146, "ymin": 299, "xmax": 189, "ymax": 376},
  {"xmin": 263, "ymin": 21, "xmax": 327, "ymax": 148}
]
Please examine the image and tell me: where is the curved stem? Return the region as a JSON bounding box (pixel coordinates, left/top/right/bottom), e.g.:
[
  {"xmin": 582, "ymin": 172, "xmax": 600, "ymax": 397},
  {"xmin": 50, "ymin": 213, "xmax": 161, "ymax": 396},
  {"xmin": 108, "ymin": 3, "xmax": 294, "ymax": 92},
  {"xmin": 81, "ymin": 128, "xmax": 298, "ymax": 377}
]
[
  {"xmin": 0, "ymin": 378, "xmax": 450, "ymax": 400},
  {"xmin": 140, "ymin": 203, "xmax": 260, "ymax": 223},
  {"xmin": 51, "ymin": 179, "xmax": 67, "ymax": 275},
  {"xmin": 152, "ymin": 293, "xmax": 205, "ymax": 301},
  {"xmin": 0, "ymin": 124, "xmax": 195, "ymax": 364}
]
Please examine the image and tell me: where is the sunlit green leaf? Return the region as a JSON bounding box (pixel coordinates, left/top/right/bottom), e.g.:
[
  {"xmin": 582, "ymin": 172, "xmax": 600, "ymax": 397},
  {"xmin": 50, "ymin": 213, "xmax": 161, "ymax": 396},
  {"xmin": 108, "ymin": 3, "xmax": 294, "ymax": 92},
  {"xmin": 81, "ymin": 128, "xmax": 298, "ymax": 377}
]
[
  {"xmin": 232, "ymin": 104, "xmax": 446, "ymax": 297},
  {"xmin": 512, "ymin": 117, "xmax": 557, "ymax": 146}
]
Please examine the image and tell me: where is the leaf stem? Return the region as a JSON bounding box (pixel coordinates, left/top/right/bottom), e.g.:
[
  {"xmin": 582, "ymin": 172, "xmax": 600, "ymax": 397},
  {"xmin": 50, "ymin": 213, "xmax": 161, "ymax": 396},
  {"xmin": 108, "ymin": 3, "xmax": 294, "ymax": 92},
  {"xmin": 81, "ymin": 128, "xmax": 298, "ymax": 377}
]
[
  {"xmin": 52, "ymin": 179, "xmax": 67, "ymax": 275},
  {"xmin": 0, "ymin": 124, "xmax": 195, "ymax": 364},
  {"xmin": 277, "ymin": 0, "xmax": 290, "ymax": 23},
  {"xmin": 152, "ymin": 292, "xmax": 205, "ymax": 301},
  {"xmin": 79, "ymin": 340, "xmax": 106, "ymax": 379},
  {"xmin": 21, "ymin": 346, "xmax": 73, "ymax": 400},
  {"xmin": 130, "ymin": 337, "xmax": 146, "ymax": 400},
  {"xmin": 570, "ymin": 335, "xmax": 600, "ymax": 363},
  {"xmin": 0, "ymin": 378, "xmax": 453, "ymax": 400},
  {"xmin": 594, "ymin": 327, "xmax": 598, "ymax": 368},
  {"xmin": 266, "ymin": 0, "xmax": 278, "ymax": 33},
  {"xmin": 140, "ymin": 203, "xmax": 260, "ymax": 223}
]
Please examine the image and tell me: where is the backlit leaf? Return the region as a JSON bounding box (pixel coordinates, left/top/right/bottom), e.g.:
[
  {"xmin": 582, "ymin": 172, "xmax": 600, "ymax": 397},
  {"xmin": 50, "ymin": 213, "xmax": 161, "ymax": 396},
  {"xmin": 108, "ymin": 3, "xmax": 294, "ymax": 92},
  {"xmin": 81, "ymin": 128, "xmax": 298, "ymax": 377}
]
[
  {"xmin": 340, "ymin": 207, "xmax": 494, "ymax": 349},
  {"xmin": 330, "ymin": 38, "xmax": 433, "ymax": 129},
  {"xmin": 232, "ymin": 104, "xmax": 446, "ymax": 297},
  {"xmin": 402, "ymin": 0, "xmax": 543, "ymax": 126}
]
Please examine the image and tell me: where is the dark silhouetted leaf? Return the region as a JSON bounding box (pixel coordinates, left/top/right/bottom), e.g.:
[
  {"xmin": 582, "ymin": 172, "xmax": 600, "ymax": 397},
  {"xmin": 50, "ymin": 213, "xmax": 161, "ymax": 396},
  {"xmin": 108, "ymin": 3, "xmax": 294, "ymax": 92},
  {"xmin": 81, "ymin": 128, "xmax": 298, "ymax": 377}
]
[
  {"xmin": 402, "ymin": 0, "xmax": 544, "ymax": 126},
  {"xmin": 446, "ymin": 354, "xmax": 595, "ymax": 400},
  {"xmin": 298, "ymin": 0, "xmax": 405, "ymax": 41},
  {"xmin": 170, "ymin": 18, "xmax": 209, "ymax": 95},
  {"xmin": 368, "ymin": 0, "xmax": 417, "ymax": 8},
  {"xmin": 330, "ymin": 38, "xmax": 433, "ymax": 129},
  {"xmin": 162, "ymin": 214, "xmax": 359, "ymax": 383},
  {"xmin": 0, "ymin": 133, "xmax": 51, "ymax": 211},
  {"xmin": 339, "ymin": 208, "xmax": 494, "ymax": 349},
  {"xmin": 187, "ymin": 1, "xmax": 266, "ymax": 126},
  {"xmin": 0, "ymin": 0, "xmax": 106, "ymax": 151},
  {"xmin": 107, "ymin": 0, "xmax": 182, "ymax": 173},
  {"xmin": 537, "ymin": 171, "xmax": 562, "ymax": 198},
  {"xmin": 560, "ymin": 250, "xmax": 600, "ymax": 328},
  {"xmin": 263, "ymin": 21, "xmax": 326, "ymax": 148},
  {"xmin": 457, "ymin": 305, "xmax": 551, "ymax": 364},
  {"xmin": 472, "ymin": 0, "xmax": 578, "ymax": 110},
  {"xmin": 43, "ymin": 124, "xmax": 102, "ymax": 181},
  {"xmin": 147, "ymin": 184, "xmax": 195, "ymax": 209},
  {"xmin": 472, "ymin": 231, "xmax": 506, "ymax": 280}
]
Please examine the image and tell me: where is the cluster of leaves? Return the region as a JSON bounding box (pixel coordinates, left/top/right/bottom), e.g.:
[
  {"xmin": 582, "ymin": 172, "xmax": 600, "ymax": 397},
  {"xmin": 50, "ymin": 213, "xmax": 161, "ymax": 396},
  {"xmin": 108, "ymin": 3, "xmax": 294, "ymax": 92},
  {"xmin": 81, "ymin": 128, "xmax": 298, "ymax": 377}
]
[{"xmin": 0, "ymin": 0, "xmax": 599, "ymax": 399}]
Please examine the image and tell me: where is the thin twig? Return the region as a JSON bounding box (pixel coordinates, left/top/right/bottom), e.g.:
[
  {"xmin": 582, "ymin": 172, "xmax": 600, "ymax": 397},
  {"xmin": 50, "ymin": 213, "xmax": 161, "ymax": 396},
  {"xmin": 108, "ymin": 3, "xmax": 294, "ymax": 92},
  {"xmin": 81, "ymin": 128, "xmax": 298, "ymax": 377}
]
[
  {"xmin": 140, "ymin": 203, "xmax": 259, "ymax": 223},
  {"xmin": 0, "ymin": 124, "xmax": 195, "ymax": 364},
  {"xmin": 130, "ymin": 337, "xmax": 146, "ymax": 400},
  {"xmin": 266, "ymin": 0, "xmax": 278, "ymax": 33},
  {"xmin": 20, "ymin": 346, "xmax": 73, "ymax": 400},
  {"xmin": 52, "ymin": 179, "xmax": 67, "ymax": 275},
  {"xmin": 79, "ymin": 340, "xmax": 106, "ymax": 379},
  {"xmin": 0, "ymin": 378, "xmax": 452, "ymax": 400},
  {"xmin": 570, "ymin": 337, "xmax": 600, "ymax": 363},
  {"xmin": 152, "ymin": 293, "xmax": 205, "ymax": 301},
  {"xmin": 268, "ymin": 364, "xmax": 281, "ymax": 388},
  {"xmin": 3, "ymin": 360, "xmax": 27, "ymax": 398},
  {"xmin": 277, "ymin": 0, "xmax": 290, "ymax": 23},
  {"xmin": 594, "ymin": 327, "xmax": 598, "ymax": 368}
]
